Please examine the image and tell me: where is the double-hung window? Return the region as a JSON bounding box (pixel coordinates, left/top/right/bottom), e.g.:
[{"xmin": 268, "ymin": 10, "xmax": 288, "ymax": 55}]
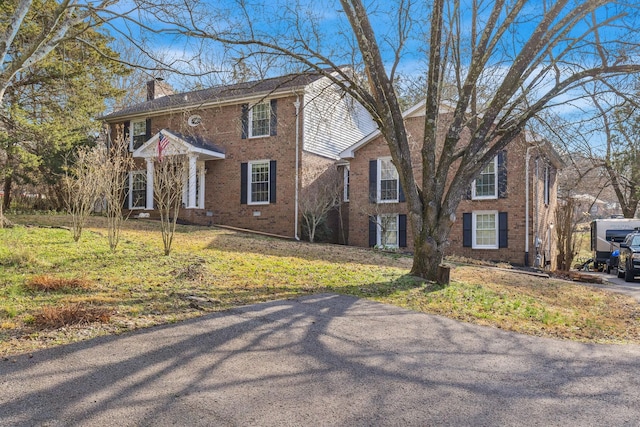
[
  {"xmin": 378, "ymin": 157, "xmax": 399, "ymax": 202},
  {"xmin": 472, "ymin": 156, "xmax": 498, "ymax": 199},
  {"xmin": 249, "ymin": 102, "xmax": 270, "ymax": 138},
  {"xmin": 249, "ymin": 161, "xmax": 270, "ymax": 204},
  {"xmin": 344, "ymin": 166, "xmax": 350, "ymax": 202},
  {"xmin": 544, "ymin": 164, "xmax": 550, "ymax": 205},
  {"xmin": 472, "ymin": 211, "xmax": 498, "ymax": 249},
  {"xmin": 378, "ymin": 214, "xmax": 399, "ymax": 247},
  {"xmin": 131, "ymin": 120, "xmax": 147, "ymax": 151},
  {"xmin": 129, "ymin": 171, "xmax": 146, "ymax": 209}
]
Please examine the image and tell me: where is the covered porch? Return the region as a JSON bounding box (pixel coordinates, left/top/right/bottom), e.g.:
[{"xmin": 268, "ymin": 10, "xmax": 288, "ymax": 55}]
[{"xmin": 132, "ymin": 129, "xmax": 225, "ymax": 211}]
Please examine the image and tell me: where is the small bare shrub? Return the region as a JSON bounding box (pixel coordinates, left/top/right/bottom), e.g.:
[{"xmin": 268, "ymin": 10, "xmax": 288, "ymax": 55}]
[
  {"xmin": 25, "ymin": 275, "xmax": 92, "ymax": 292},
  {"xmin": 33, "ymin": 303, "xmax": 112, "ymax": 329}
]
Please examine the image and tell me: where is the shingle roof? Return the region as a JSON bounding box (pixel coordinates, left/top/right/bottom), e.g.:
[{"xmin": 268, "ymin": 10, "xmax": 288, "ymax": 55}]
[
  {"xmin": 102, "ymin": 72, "xmax": 325, "ymax": 121},
  {"xmin": 167, "ymin": 130, "xmax": 225, "ymax": 155}
]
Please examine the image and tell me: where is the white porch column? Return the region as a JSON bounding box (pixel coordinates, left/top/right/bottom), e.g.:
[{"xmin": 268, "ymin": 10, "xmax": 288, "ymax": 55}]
[
  {"xmin": 145, "ymin": 158, "xmax": 154, "ymax": 210},
  {"xmin": 198, "ymin": 162, "xmax": 205, "ymax": 209},
  {"xmin": 188, "ymin": 154, "xmax": 197, "ymax": 208}
]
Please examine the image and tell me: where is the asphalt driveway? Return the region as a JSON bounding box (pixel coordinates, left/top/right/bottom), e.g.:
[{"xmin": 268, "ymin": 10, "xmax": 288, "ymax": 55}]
[{"xmin": 2, "ymin": 293, "xmax": 640, "ymax": 426}]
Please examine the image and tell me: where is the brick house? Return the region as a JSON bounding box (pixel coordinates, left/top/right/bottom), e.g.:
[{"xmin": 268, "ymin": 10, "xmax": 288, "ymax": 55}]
[
  {"xmin": 339, "ymin": 101, "xmax": 564, "ymax": 269},
  {"xmin": 101, "ymin": 72, "xmax": 377, "ymax": 238}
]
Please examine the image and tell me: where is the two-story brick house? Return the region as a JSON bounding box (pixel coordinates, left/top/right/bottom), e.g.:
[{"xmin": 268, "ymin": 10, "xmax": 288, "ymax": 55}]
[
  {"xmin": 101, "ymin": 72, "xmax": 377, "ymax": 239},
  {"xmin": 339, "ymin": 101, "xmax": 564, "ymax": 269}
]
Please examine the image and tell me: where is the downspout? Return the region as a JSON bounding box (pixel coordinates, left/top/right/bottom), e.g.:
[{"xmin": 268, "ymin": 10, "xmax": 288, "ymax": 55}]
[
  {"xmin": 525, "ymin": 146, "xmax": 532, "ymax": 266},
  {"xmin": 294, "ymin": 96, "xmax": 301, "ymax": 240}
]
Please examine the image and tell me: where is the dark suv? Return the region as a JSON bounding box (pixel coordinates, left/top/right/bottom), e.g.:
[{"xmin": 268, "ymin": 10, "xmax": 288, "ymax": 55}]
[{"xmin": 617, "ymin": 232, "xmax": 640, "ymax": 282}]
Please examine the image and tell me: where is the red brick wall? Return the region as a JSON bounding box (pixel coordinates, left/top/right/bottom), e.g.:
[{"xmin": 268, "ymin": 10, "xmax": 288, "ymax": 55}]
[
  {"xmin": 112, "ymin": 95, "xmax": 304, "ymax": 238},
  {"xmin": 346, "ymin": 114, "xmax": 560, "ymax": 268}
]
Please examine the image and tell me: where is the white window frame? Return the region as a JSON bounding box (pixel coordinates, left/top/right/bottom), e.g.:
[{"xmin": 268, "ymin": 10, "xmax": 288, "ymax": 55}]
[
  {"xmin": 377, "ymin": 157, "xmax": 399, "ymax": 203},
  {"xmin": 248, "ymin": 102, "xmax": 271, "ymax": 138},
  {"xmin": 248, "ymin": 160, "xmax": 270, "ymax": 205},
  {"xmin": 472, "ymin": 156, "xmax": 498, "ymax": 200},
  {"xmin": 472, "ymin": 210, "xmax": 498, "ymax": 249},
  {"xmin": 130, "ymin": 120, "xmax": 147, "ymax": 151},
  {"xmin": 377, "ymin": 213, "xmax": 399, "ymax": 248},
  {"xmin": 196, "ymin": 161, "xmax": 205, "ymax": 209},
  {"xmin": 343, "ymin": 166, "xmax": 350, "ymax": 202},
  {"xmin": 544, "ymin": 164, "xmax": 550, "ymax": 205},
  {"xmin": 129, "ymin": 171, "xmax": 147, "ymax": 209}
]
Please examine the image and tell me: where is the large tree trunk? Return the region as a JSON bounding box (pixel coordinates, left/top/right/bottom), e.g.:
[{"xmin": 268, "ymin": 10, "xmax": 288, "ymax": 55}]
[
  {"xmin": 411, "ymin": 238, "xmax": 445, "ymax": 281},
  {"xmin": 2, "ymin": 175, "xmax": 12, "ymax": 211}
]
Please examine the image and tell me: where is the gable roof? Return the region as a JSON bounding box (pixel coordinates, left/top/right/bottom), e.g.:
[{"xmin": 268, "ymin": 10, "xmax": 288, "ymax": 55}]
[
  {"xmin": 133, "ymin": 129, "xmax": 225, "ymax": 160},
  {"xmin": 102, "ymin": 72, "xmax": 326, "ymax": 121},
  {"xmin": 339, "ymin": 100, "xmax": 455, "ymax": 158}
]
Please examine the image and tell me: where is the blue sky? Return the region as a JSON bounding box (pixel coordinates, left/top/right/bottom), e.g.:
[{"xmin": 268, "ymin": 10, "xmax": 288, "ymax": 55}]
[{"xmin": 99, "ymin": 0, "xmax": 636, "ymax": 152}]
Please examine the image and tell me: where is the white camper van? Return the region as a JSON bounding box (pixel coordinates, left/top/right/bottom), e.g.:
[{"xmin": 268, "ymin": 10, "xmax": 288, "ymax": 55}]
[{"xmin": 590, "ymin": 218, "xmax": 640, "ymax": 272}]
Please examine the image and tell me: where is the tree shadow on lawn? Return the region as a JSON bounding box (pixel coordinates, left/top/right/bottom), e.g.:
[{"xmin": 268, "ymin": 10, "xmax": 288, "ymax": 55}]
[
  {"xmin": 2, "ymin": 293, "xmax": 639, "ymax": 426},
  {"xmin": 203, "ymin": 231, "xmax": 414, "ymax": 268}
]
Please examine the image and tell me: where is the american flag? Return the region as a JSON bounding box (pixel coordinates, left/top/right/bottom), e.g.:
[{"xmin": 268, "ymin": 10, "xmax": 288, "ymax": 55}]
[{"xmin": 157, "ymin": 132, "xmax": 170, "ymax": 161}]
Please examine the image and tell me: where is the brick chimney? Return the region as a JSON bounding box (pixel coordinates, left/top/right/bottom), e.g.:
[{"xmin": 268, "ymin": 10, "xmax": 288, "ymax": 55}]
[{"xmin": 146, "ymin": 78, "xmax": 174, "ymax": 101}]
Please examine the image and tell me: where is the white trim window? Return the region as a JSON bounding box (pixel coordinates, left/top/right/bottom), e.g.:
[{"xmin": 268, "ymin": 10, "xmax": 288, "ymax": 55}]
[
  {"xmin": 343, "ymin": 166, "xmax": 350, "ymax": 202},
  {"xmin": 472, "ymin": 210, "xmax": 498, "ymax": 249},
  {"xmin": 131, "ymin": 120, "xmax": 147, "ymax": 151},
  {"xmin": 129, "ymin": 171, "xmax": 147, "ymax": 209},
  {"xmin": 378, "ymin": 214, "xmax": 399, "ymax": 248},
  {"xmin": 249, "ymin": 102, "xmax": 270, "ymax": 138},
  {"xmin": 472, "ymin": 156, "xmax": 498, "ymax": 199},
  {"xmin": 249, "ymin": 160, "xmax": 270, "ymax": 204},
  {"xmin": 378, "ymin": 157, "xmax": 399, "ymax": 203},
  {"xmin": 544, "ymin": 164, "xmax": 550, "ymax": 205}
]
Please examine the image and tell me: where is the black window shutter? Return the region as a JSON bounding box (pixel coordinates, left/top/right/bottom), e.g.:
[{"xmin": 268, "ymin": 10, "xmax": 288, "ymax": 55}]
[
  {"xmin": 241, "ymin": 104, "xmax": 249, "ymax": 139},
  {"xmin": 463, "ymin": 213, "xmax": 472, "ymax": 247},
  {"xmin": 465, "ymin": 184, "xmax": 472, "ymax": 200},
  {"xmin": 240, "ymin": 163, "xmax": 248, "ymax": 204},
  {"xmin": 498, "ymin": 151, "xmax": 507, "ymax": 198},
  {"xmin": 499, "ymin": 212, "xmax": 508, "ymax": 248},
  {"xmin": 123, "ymin": 121, "xmax": 130, "ymax": 139},
  {"xmin": 369, "ymin": 160, "xmax": 377, "ymax": 203},
  {"xmin": 399, "ymin": 214, "xmax": 407, "ymax": 248},
  {"xmin": 398, "ymin": 180, "xmax": 405, "ymax": 202},
  {"xmin": 270, "ymin": 99, "xmax": 277, "ymax": 136},
  {"xmin": 368, "ymin": 216, "xmax": 377, "ymax": 247},
  {"xmin": 269, "ymin": 160, "xmax": 277, "ymax": 203},
  {"xmin": 145, "ymin": 118, "xmax": 152, "ymax": 140}
]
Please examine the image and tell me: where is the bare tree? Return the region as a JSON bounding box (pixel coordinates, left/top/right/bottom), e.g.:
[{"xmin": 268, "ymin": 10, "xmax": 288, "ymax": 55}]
[
  {"xmin": 153, "ymin": 155, "xmax": 187, "ymax": 255},
  {"xmin": 591, "ymin": 92, "xmax": 640, "ymax": 218},
  {"xmin": 136, "ymin": 0, "xmax": 640, "ymax": 280},
  {"xmin": 300, "ymin": 166, "xmax": 343, "ymax": 242},
  {"xmin": 63, "ymin": 146, "xmax": 102, "ymax": 242},
  {"xmin": 99, "ymin": 134, "xmax": 134, "ymax": 251}
]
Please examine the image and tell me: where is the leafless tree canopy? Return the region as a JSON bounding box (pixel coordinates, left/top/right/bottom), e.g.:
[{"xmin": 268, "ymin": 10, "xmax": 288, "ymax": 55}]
[{"xmin": 119, "ymin": 0, "xmax": 640, "ymax": 279}]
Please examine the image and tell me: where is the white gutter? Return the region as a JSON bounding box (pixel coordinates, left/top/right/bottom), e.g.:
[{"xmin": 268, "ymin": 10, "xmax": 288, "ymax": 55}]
[{"xmin": 294, "ymin": 96, "xmax": 301, "ymax": 241}]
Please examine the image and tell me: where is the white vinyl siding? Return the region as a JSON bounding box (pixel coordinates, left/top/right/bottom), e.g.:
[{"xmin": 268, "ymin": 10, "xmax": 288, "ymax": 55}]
[{"xmin": 303, "ymin": 77, "xmax": 377, "ymax": 158}]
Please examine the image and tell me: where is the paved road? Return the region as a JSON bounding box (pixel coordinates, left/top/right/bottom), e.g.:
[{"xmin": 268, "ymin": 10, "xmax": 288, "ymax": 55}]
[
  {"xmin": 2, "ymin": 293, "xmax": 640, "ymax": 426},
  {"xmin": 580, "ymin": 271, "xmax": 640, "ymax": 302}
]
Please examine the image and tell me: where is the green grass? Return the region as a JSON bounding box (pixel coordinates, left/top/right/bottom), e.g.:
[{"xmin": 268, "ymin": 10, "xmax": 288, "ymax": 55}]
[{"xmin": 1, "ymin": 213, "xmax": 639, "ymax": 356}]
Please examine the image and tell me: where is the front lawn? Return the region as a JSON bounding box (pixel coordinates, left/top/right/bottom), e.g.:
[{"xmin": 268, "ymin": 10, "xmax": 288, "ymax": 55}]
[{"xmin": 1, "ymin": 214, "xmax": 638, "ymax": 356}]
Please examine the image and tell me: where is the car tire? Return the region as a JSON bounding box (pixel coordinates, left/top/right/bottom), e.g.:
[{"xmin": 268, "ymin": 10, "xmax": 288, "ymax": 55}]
[{"xmin": 624, "ymin": 268, "xmax": 635, "ymax": 282}]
